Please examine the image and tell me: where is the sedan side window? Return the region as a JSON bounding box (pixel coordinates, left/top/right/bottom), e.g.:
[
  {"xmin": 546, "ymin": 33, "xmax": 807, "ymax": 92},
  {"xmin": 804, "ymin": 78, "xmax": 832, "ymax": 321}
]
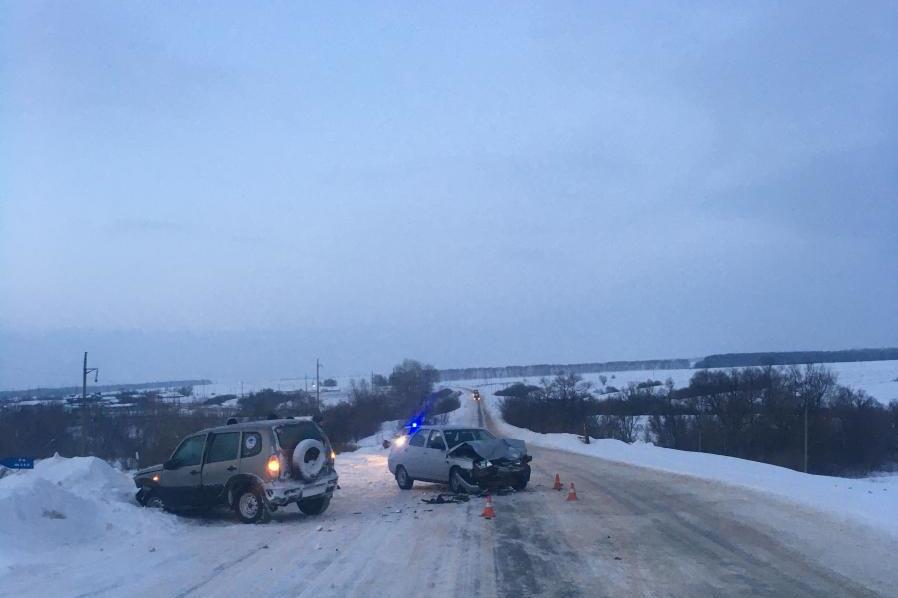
[
  {"xmin": 427, "ymin": 430, "xmax": 446, "ymax": 450},
  {"xmin": 408, "ymin": 430, "xmax": 427, "ymax": 447},
  {"xmin": 170, "ymin": 435, "xmax": 205, "ymax": 468}
]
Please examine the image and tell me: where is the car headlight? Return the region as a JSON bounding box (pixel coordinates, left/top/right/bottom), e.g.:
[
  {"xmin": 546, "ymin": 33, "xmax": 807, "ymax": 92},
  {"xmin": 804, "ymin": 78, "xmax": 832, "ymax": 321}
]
[{"xmin": 474, "ymin": 460, "xmax": 492, "ymax": 469}]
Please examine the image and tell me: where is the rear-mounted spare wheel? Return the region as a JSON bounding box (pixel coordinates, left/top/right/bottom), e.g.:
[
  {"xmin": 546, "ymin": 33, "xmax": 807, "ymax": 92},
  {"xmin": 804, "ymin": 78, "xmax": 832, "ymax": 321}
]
[{"xmin": 292, "ymin": 438, "xmax": 326, "ymax": 481}]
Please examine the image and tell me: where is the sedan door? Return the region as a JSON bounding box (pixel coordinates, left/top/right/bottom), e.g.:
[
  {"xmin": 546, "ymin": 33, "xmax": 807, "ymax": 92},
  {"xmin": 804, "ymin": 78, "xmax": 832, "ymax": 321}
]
[
  {"xmin": 401, "ymin": 428, "xmax": 430, "ymax": 479},
  {"xmin": 423, "ymin": 429, "xmax": 450, "ymax": 482}
]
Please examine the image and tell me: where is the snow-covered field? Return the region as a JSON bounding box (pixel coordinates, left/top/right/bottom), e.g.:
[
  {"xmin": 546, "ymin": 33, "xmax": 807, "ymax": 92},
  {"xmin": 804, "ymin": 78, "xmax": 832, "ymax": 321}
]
[
  {"xmin": 477, "ymin": 388, "xmax": 898, "ymax": 538},
  {"xmin": 448, "ymin": 359, "xmax": 898, "ymax": 405}
]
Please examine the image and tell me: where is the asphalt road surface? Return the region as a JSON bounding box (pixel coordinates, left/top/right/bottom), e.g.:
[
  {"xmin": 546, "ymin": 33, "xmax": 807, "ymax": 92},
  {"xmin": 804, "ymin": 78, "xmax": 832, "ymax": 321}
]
[{"xmin": 479, "ymin": 403, "xmax": 898, "ymax": 597}]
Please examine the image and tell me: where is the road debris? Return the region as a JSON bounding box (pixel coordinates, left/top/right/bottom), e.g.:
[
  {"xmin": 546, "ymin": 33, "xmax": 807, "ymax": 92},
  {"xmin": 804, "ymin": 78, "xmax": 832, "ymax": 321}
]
[{"xmin": 421, "ymin": 493, "xmax": 470, "ymax": 505}]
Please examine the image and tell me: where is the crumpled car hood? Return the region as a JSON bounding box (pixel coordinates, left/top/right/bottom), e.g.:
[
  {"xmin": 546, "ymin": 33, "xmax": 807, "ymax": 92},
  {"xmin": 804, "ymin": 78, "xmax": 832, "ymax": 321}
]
[{"xmin": 449, "ymin": 438, "xmax": 527, "ymax": 461}]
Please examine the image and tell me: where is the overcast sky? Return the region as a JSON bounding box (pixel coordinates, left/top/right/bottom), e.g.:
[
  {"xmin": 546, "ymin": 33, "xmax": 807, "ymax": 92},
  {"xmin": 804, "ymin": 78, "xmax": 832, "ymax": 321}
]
[{"xmin": 2, "ymin": 1, "xmax": 896, "ymax": 389}]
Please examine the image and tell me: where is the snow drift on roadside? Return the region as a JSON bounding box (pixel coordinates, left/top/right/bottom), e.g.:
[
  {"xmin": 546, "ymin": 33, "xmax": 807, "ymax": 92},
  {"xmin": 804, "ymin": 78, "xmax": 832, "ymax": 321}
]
[
  {"xmin": 483, "ymin": 393, "xmax": 898, "ymax": 537},
  {"xmin": 0, "ymin": 455, "xmax": 176, "ymax": 572}
]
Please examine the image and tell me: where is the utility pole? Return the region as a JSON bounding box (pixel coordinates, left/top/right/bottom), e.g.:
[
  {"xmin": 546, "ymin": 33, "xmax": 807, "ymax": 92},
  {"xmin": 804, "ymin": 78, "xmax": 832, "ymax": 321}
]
[
  {"xmin": 316, "ymin": 359, "xmax": 322, "ymax": 413},
  {"xmin": 81, "ymin": 352, "xmax": 98, "ymax": 455}
]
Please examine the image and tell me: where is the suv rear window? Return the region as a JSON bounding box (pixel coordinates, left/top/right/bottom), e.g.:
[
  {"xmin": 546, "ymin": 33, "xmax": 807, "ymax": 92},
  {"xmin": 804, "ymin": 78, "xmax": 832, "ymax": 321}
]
[
  {"xmin": 275, "ymin": 422, "xmax": 324, "ymax": 450},
  {"xmin": 241, "ymin": 432, "xmax": 262, "ymax": 458}
]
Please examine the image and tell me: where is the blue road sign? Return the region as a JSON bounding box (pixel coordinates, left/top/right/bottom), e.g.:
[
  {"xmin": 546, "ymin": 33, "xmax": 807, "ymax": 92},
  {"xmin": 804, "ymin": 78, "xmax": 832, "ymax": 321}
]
[{"xmin": 0, "ymin": 457, "xmax": 34, "ymax": 469}]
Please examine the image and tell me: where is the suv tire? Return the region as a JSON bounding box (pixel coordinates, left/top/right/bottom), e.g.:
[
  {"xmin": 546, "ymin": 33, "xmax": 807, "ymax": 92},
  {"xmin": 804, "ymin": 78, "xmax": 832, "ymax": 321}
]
[
  {"xmin": 234, "ymin": 486, "xmax": 266, "ymax": 524},
  {"xmin": 144, "ymin": 491, "xmax": 165, "ymax": 510},
  {"xmin": 395, "ymin": 465, "xmax": 413, "ymax": 490},
  {"xmin": 297, "ymin": 495, "xmax": 331, "ymax": 515}
]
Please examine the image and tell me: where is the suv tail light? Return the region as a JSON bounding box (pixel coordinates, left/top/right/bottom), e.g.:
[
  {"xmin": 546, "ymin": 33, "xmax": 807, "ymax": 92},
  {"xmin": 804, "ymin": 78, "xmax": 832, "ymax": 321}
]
[{"xmin": 266, "ymin": 454, "xmax": 281, "ymax": 478}]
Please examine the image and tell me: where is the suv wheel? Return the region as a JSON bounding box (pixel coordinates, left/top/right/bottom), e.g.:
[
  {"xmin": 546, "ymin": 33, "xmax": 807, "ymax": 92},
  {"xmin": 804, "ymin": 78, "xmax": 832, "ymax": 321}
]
[
  {"xmin": 235, "ymin": 487, "xmax": 266, "ymax": 524},
  {"xmin": 297, "ymin": 495, "xmax": 331, "ymax": 515},
  {"xmin": 144, "ymin": 491, "xmax": 165, "ymax": 510},
  {"xmin": 395, "ymin": 466, "xmax": 413, "ymax": 490}
]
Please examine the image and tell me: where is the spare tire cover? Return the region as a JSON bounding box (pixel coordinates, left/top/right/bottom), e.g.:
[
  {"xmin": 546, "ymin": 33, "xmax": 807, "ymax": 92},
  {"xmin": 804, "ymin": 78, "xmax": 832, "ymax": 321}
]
[{"xmin": 292, "ymin": 438, "xmax": 326, "ymax": 481}]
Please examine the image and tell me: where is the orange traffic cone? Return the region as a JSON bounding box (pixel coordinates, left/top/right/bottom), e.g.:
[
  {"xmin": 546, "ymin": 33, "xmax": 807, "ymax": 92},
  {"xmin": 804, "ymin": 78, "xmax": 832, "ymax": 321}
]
[
  {"xmin": 566, "ymin": 482, "xmax": 578, "ymax": 501},
  {"xmin": 553, "ymin": 473, "xmax": 563, "ymax": 491},
  {"xmin": 481, "ymin": 494, "xmax": 496, "ymax": 519}
]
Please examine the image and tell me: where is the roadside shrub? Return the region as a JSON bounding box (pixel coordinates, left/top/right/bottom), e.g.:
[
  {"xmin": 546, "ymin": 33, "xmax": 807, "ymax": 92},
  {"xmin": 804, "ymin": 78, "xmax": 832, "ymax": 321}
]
[
  {"xmin": 499, "ymin": 374, "xmax": 597, "ymax": 434},
  {"xmin": 495, "ymin": 382, "xmax": 540, "ymax": 398}
]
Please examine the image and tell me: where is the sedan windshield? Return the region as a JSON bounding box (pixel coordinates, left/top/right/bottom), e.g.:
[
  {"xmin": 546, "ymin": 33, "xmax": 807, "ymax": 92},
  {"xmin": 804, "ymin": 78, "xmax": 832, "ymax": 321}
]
[{"xmin": 443, "ymin": 428, "xmax": 495, "ymax": 448}]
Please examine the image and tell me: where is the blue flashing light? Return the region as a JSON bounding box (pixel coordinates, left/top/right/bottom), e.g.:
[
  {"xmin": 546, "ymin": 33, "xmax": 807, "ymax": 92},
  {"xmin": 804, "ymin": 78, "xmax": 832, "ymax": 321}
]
[{"xmin": 412, "ymin": 422, "xmax": 418, "ymax": 428}]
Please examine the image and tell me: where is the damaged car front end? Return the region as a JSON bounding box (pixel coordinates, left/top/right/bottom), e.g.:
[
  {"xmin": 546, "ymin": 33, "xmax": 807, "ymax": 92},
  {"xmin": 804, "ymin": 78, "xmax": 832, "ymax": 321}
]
[{"xmin": 448, "ymin": 438, "xmax": 532, "ymax": 492}]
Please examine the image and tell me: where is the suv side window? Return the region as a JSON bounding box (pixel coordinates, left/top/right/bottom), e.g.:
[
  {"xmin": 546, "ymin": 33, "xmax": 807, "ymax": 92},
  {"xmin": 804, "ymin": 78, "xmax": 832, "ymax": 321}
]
[
  {"xmin": 206, "ymin": 432, "xmax": 239, "ymax": 464},
  {"xmin": 427, "ymin": 430, "xmax": 446, "ymax": 450},
  {"xmin": 241, "ymin": 432, "xmax": 262, "ymax": 458},
  {"xmin": 171, "ymin": 435, "xmax": 205, "ymax": 467},
  {"xmin": 408, "ymin": 429, "xmax": 427, "ymax": 447}
]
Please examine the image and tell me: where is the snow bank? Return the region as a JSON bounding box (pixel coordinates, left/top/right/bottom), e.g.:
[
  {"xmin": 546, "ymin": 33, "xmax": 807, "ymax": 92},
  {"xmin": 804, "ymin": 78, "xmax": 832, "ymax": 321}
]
[
  {"xmin": 0, "ymin": 455, "xmax": 176, "ymax": 573},
  {"xmin": 483, "ymin": 393, "xmax": 898, "ymax": 537}
]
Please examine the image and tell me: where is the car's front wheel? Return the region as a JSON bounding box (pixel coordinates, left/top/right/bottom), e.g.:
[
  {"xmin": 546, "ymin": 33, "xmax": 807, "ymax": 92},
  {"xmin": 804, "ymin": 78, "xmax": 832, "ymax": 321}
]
[
  {"xmin": 142, "ymin": 490, "xmax": 165, "ymax": 510},
  {"xmin": 297, "ymin": 495, "xmax": 331, "ymax": 515},
  {"xmin": 449, "ymin": 467, "xmax": 469, "ymax": 494},
  {"xmin": 234, "ymin": 487, "xmax": 266, "ymax": 524},
  {"xmin": 511, "ymin": 466, "xmax": 531, "ymax": 491},
  {"xmin": 395, "ymin": 465, "xmax": 413, "ymax": 490}
]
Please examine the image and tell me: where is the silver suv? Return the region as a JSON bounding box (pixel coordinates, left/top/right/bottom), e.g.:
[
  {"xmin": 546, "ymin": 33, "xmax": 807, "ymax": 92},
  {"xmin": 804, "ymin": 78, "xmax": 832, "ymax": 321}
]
[
  {"xmin": 134, "ymin": 417, "xmax": 338, "ymax": 523},
  {"xmin": 388, "ymin": 425, "xmax": 531, "ymax": 493}
]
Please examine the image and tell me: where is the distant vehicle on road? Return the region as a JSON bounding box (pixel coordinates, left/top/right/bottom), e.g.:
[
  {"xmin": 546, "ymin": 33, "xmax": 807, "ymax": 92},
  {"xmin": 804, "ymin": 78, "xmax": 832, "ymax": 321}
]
[
  {"xmin": 133, "ymin": 417, "xmax": 338, "ymax": 523},
  {"xmin": 472, "ymin": 390, "xmax": 481, "ymax": 401},
  {"xmin": 388, "ymin": 425, "xmax": 531, "ymax": 493}
]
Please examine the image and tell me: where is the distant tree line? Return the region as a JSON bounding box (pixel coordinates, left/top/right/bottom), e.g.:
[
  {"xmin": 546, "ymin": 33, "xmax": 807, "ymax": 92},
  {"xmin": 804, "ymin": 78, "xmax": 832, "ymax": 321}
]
[
  {"xmin": 0, "ymin": 359, "xmax": 449, "ymax": 466},
  {"xmin": 321, "ymin": 360, "xmax": 457, "ymax": 449},
  {"xmin": 499, "ymin": 367, "xmax": 898, "ymax": 476},
  {"xmin": 694, "ymin": 348, "xmax": 898, "ymax": 369},
  {"xmin": 0, "ymin": 399, "xmax": 231, "ymax": 469},
  {"xmin": 439, "ymin": 359, "xmax": 690, "ymax": 382}
]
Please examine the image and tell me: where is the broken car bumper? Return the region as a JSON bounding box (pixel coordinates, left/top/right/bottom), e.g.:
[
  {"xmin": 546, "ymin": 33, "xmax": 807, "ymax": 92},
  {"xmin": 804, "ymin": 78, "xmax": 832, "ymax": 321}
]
[{"xmin": 263, "ymin": 472, "xmax": 338, "ymax": 507}]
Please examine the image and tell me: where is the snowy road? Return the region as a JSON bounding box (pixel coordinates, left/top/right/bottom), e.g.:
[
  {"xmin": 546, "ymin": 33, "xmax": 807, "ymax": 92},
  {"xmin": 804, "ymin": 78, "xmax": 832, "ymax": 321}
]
[
  {"xmin": 490, "ymin": 447, "xmax": 898, "ymax": 596},
  {"xmin": 480, "ymin": 398, "xmax": 898, "ymax": 597},
  {"xmin": 3, "ymin": 396, "xmax": 897, "ymax": 597}
]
